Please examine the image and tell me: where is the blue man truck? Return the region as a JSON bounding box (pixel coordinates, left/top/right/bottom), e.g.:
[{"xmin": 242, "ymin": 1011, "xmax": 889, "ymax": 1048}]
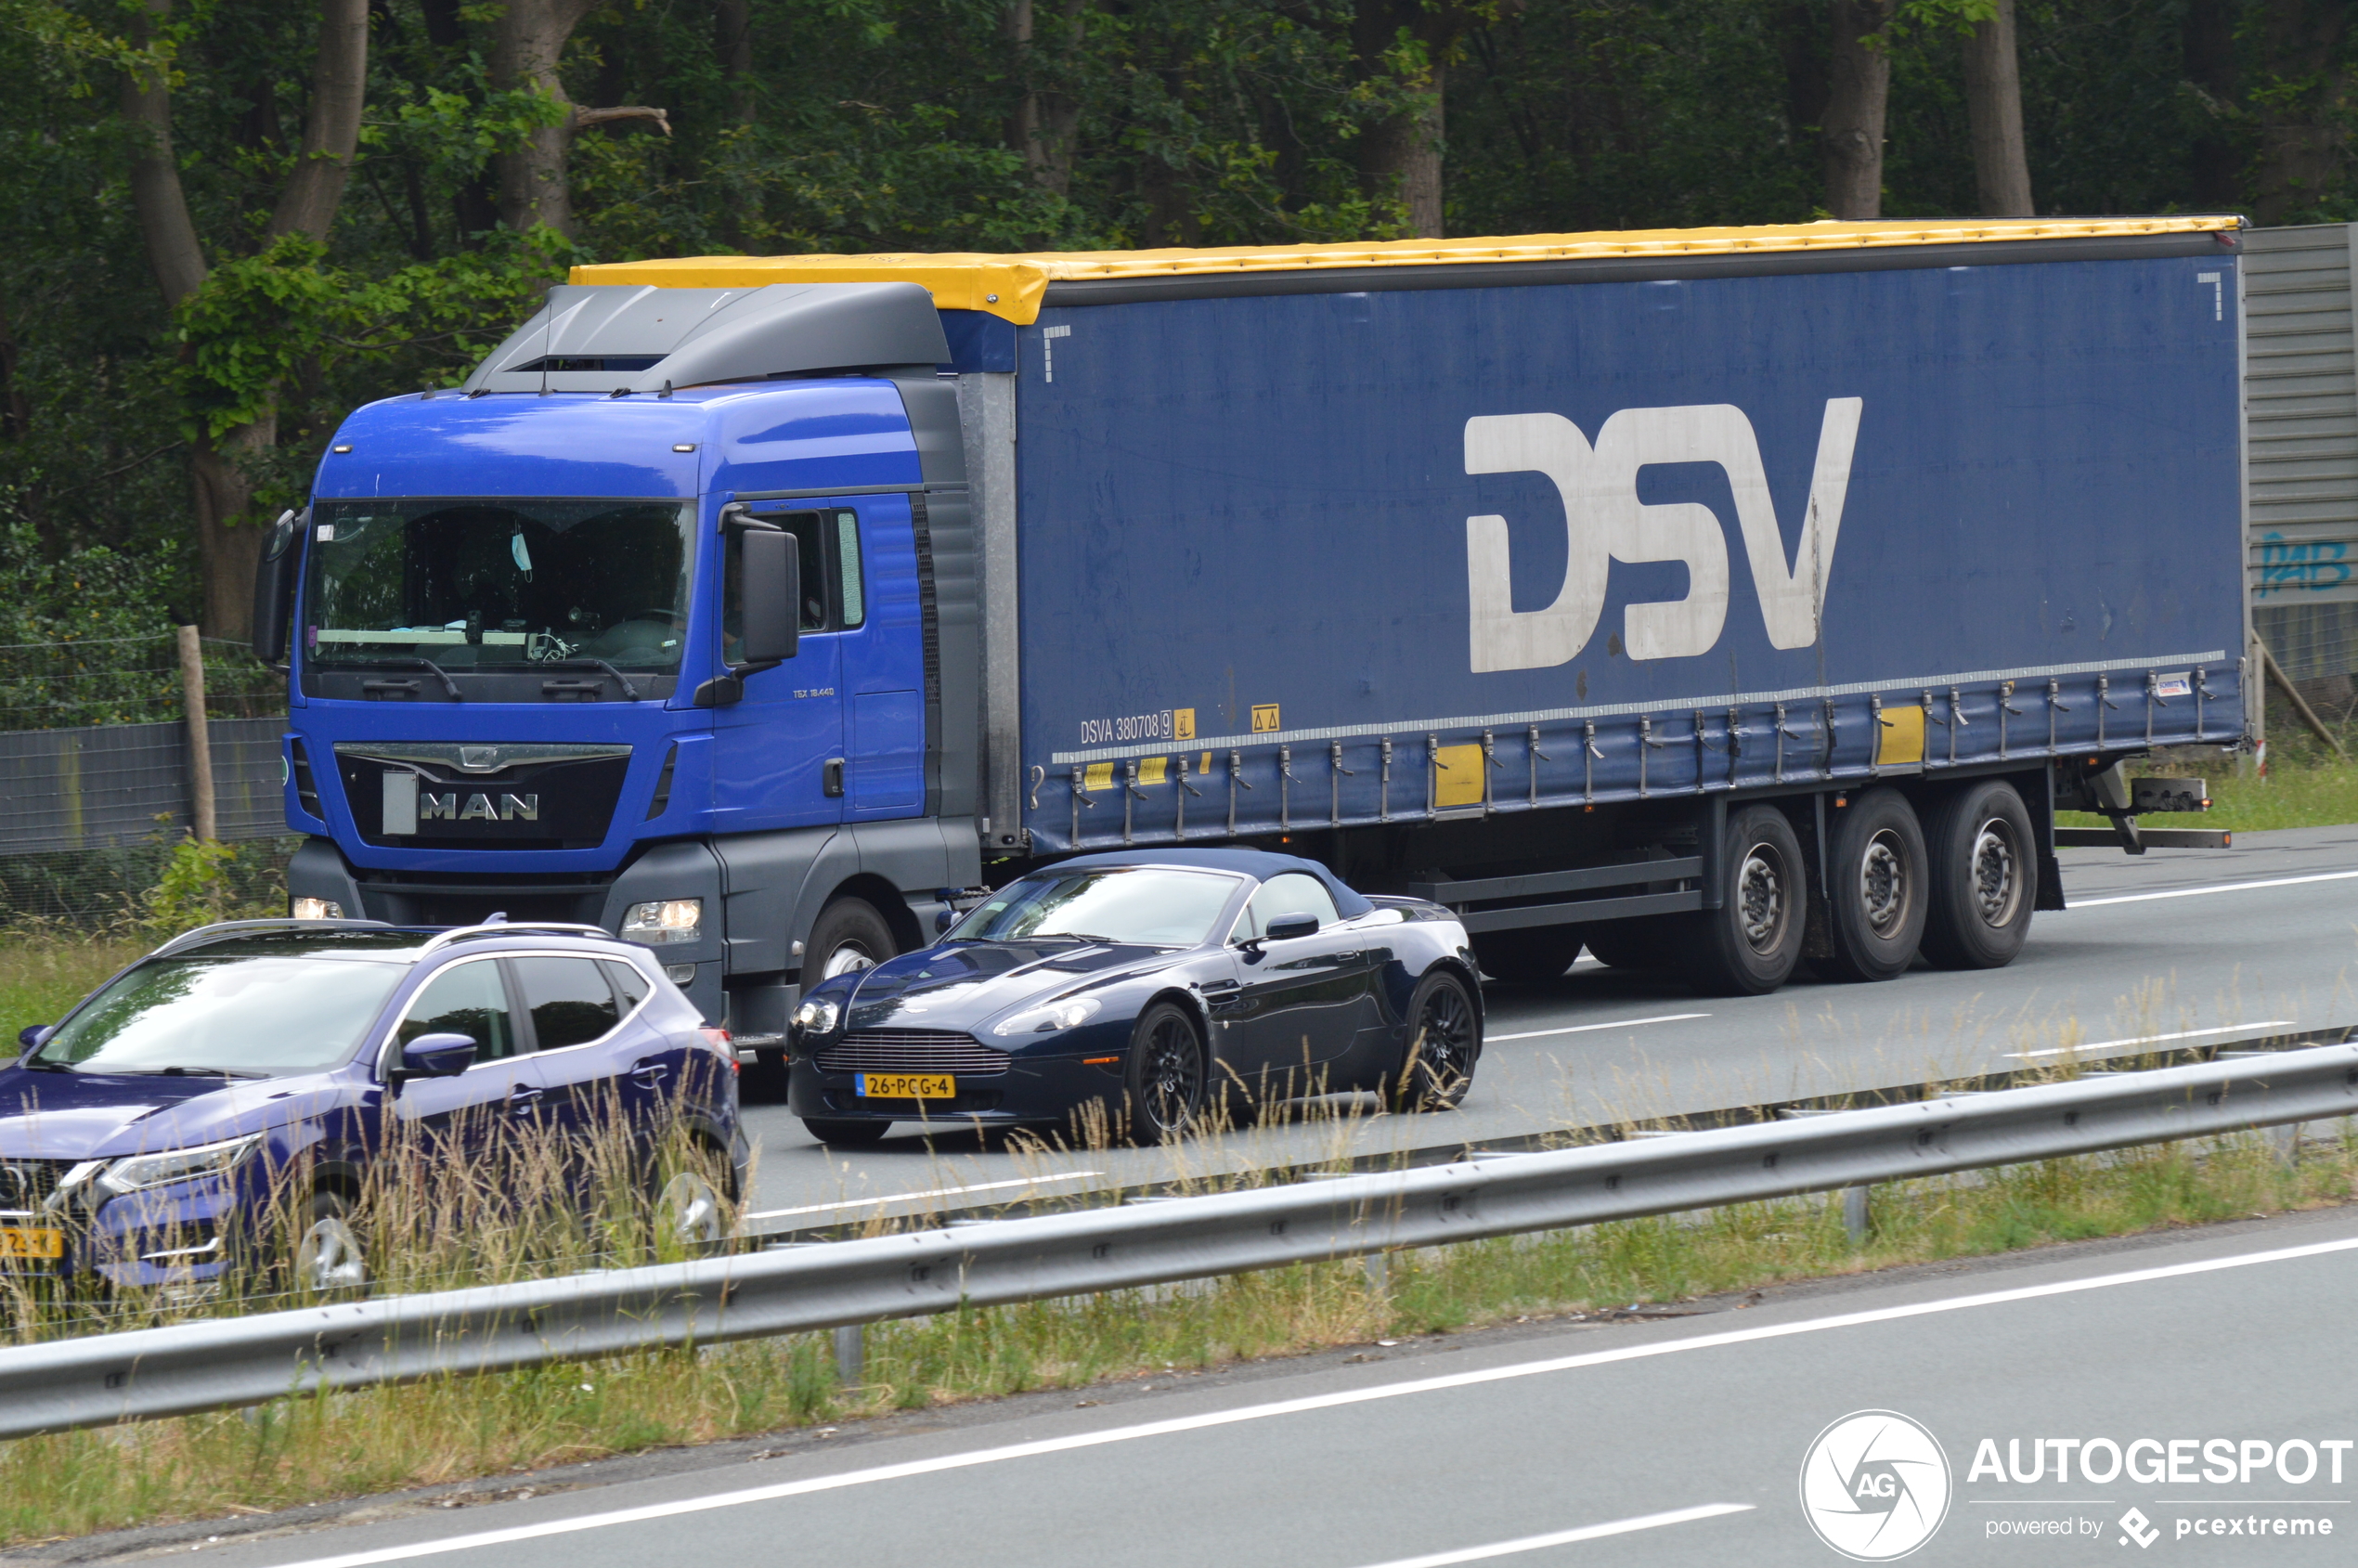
[{"xmin": 257, "ymin": 216, "xmax": 2249, "ymax": 1066}]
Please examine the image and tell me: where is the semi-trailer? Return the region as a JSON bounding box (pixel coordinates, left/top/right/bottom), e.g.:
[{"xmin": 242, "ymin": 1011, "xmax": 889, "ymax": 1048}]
[{"xmin": 260, "ymin": 215, "xmax": 2249, "ymax": 1069}]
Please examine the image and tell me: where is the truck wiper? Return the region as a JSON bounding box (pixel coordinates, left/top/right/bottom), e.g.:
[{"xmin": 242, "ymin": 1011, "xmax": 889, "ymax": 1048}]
[
  {"xmin": 538, "ymin": 657, "xmax": 641, "ymax": 701},
  {"xmin": 340, "ymin": 656, "xmax": 463, "ymax": 700}
]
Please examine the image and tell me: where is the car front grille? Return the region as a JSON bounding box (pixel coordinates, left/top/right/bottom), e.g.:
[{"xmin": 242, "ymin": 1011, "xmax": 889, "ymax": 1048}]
[
  {"xmin": 0, "ymin": 1160, "xmax": 71, "ymax": 1212},
  {"xmin": 814, "ymin": 1030, "xmax": 1012, "ymax": 1078}
]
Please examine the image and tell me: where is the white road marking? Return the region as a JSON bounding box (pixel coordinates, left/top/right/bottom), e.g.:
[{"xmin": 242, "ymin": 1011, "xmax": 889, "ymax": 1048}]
[
  {"xmin": 742, "ymin": 1171, "xmax": 1107, "ymax": 1222},
  {"xmin": 2005, "ymin": 1020, "xmax": 2299, "ymax": 1060},
  {"xmin": 2067, "ymin": 868, "xmax": 2358, "ymax": 908},
  {"xmin": 1488, "ymin": 1013, "xmax": 1708, "ymax": 1043},
  {"xmin": 252, "ymin": 1233, "xmax": 2358, "ymax": 1568},
  {"xmin": 1345, "ymin": 1505, "xmax": 1755, "ymax": 1567}
]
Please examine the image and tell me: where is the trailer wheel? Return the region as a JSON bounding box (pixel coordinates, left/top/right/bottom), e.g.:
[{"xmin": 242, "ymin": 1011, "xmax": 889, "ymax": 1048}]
[
  {"xmin": 1471, "ymin": 927, "xmax": 1585, "ymax": 984},
  {"xmin": 1919, "ymin": 780, "xmax": 2037, "ymax": 969},
  {"xmin": 1682, "ymin": 805, "xmax": 1807, "ymax": 996},
  {"xmin": 1821, "ymin": 787, "xmax": 1929, "ymax": 982},
  {"xmin": 804, "ymin": 897, "xmax": 896, "ymax": 981}
]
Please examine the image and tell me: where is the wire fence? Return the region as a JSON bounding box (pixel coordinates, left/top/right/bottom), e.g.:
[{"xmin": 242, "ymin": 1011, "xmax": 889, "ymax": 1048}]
[{"xmin": 0, "ymin": 634, "xmax": 284, "ymax": 732}]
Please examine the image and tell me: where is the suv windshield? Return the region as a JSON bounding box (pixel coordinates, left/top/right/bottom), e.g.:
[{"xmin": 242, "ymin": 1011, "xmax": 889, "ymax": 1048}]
[
  {"xmin": 304, "ymin": 498, "xmax": 693, "ymax": 671},
  {"xmin": 29, "ymin": 939, "xmax": 416, "ymax": 1078},
  {"xmin": 948, "ymin": 868, "xmax": 1241, "ymax": 948}
]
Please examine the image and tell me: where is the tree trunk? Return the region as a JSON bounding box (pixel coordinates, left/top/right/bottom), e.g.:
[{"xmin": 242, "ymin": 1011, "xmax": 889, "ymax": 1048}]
[
  {"xmin": 1004, "ymin": 0, "xmax": 1084, "ymax": 199},
  {"xmin": 716, "ymin": 0, "xmax": 755, "ymax": 123},
  {"xmin": 2183, "ymin": 0, "xmax": 2240, "ymax": 209},
  {"xmin": 1962, "ymin": 0, "xmax": 2032, "ymax": 215},
  {"xmin": 1821, "ymin": 0, "xmax": 1891, "ymax": 220},
  {"xmin": 120, "ymin": 1, "xmax": 207, "ymax": 308},
  {"xmin": 494, "ymin": 0, "xmax": 668, "ymax": 236},
  {"xmin": 1354, "ymin": 0, "xmax": 1453, "ymax": 238},
  {"xmin": 190, "ymin": 422, "xmax": 276, "ymax": 641},
  {"xmin": 270, "ymin": 0, "xmax": 371, "ymax": 240}
]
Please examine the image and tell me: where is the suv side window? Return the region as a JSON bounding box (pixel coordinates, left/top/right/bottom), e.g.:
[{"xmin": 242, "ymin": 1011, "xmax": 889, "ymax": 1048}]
[
  {"xmin": 600, "ymin": 959, "xmax": 651, "ymax": 1012},
  {"xmin": 512, "ymin": 956, "xmax": 620, "ymax": 1050},
  {"xmin": 397, "ymin": 959, "xmax": 516, "ymax": 1060},
  {"xmin": 1230, "ymin": 873, "xmax": 1342, "ymax": 943}
]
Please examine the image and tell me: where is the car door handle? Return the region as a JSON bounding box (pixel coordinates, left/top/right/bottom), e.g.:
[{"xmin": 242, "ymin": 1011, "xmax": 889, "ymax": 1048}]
[
  {"xmin": 507, "ymin": 1084, "xmax": 545, "ymax": 1115},
  {"xmin": 1199, "ymin": 979, "xmax": 1240, "ymax": 994},
  {"xmin": 631, "ymin": 1061, "xmax": 672, "ymax": 1090}
]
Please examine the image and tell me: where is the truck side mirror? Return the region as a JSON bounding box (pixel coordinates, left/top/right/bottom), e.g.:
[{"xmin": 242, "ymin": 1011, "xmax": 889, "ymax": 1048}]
[
  {"xmin": 251, "ymin": 508, "xmax": 304, "ymax": 665},
  {"xmin": 737, "ymin": 528, "xmax": 799, "ymax": 667}
]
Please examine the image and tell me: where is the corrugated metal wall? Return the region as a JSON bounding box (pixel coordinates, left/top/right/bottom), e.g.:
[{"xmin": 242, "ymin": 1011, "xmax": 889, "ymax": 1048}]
[
  {"xmin": 0, "ymin": 718, "xmax": 286, "ymax": 856},
  {"xmin": 2245, "ymin": 225, "xmax": 2358, "ymax": 685}
]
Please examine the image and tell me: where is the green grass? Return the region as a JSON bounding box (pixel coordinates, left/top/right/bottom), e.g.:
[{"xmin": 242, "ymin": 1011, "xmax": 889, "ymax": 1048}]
[
  {"xmin": 2, "ymin": 1128, "xmax": 2351, "ymax": 1547},
  {"xmin": 0, "ymin": 934, "xmax": 139, "ymax": 1059}
]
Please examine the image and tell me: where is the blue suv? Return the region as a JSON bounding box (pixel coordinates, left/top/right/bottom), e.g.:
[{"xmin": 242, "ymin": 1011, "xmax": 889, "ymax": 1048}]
[{"xmin": 2, "ymin": 918, "xmax": 745, "ymax": 1292}]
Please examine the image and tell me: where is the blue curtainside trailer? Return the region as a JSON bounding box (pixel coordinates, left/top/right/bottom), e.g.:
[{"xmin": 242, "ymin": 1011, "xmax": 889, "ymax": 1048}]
[{"xmin": 259, "ymin": 216, "xmax": 2251, "ymax": 1058}]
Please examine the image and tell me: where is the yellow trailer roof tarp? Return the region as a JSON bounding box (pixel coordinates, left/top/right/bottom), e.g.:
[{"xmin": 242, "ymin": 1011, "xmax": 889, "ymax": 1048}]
[{"xmin": 570, "ymin": 215, "xmax": 2240, "ymax": 325}]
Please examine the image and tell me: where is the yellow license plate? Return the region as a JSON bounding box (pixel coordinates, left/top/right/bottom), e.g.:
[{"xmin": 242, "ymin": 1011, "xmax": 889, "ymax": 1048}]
[
  {"xmin": 0, "ymin": 1226, "xmax": 64, "ymax": 1261},
  {"xmin": 856, "ymin": 1072, "xmax": 955, "ymax": 1099}
]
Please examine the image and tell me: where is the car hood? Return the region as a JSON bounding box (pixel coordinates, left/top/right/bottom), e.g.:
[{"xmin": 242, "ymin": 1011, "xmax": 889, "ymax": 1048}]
[
  {"xmin": 840, "ymin": 940, "xmax": 1185, "ymax": 1033},
  {"xmin": 0, "ymin": 1067, "xmax": 343, "ymax": 1160}
]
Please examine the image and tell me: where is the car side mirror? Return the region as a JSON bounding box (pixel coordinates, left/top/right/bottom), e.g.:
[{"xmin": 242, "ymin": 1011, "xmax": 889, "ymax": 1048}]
[
  {"xmin": 398, "ymin": 1032, "xmax": 477, "ymax": 1080},
  {"xmin": 1263, "ymin": 912, "xmax": 1320, "ymax": 941},
  {"xmin": 251, "ymin": 507, "xmax": 303, "ymax": 666},
  {"xmin": 937, "ymin": 908, "xmax": 957, "ymax": 933},
  {"xmin": 737, "ymin": 526, "xmax": 798, "ymax": 667},
  {"xmin": 16, "ymin": 1025, "xmax": 51, "ymax": 1052}
]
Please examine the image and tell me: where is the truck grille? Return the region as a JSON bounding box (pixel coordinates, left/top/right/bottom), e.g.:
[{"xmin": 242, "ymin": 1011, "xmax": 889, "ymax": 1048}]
[
  {"xmin": 814, "ymin": 1031, "xmax": 1011, "ymax": 1077},
  {"xmin": 0, "ymin": 1160, "xmax": 70, "ymax": 1212}
]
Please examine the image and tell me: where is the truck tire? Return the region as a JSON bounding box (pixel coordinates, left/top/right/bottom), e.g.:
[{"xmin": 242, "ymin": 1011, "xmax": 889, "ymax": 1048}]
[
  {"xmin": 1919, "ymin": 779, "xmax": 2037, "ymax": 969},
  {"xmin": 1471, "ymin": 927, "xmax": 1584, "ymax": 984},
  {"xmin": 1584, "ymin": 918, "xmax": 1675, "ymax": 971},
  {"xmin": 1821, "ymin": 787, "xmax": 1929, "ymax": 982},
  {"xmin": 1680, "ymin": 804, "xmax": 1807, "ymax": 996},
  {"xmin": 804, "ymin": 897, "xmax": 896, "ymax": 982}
]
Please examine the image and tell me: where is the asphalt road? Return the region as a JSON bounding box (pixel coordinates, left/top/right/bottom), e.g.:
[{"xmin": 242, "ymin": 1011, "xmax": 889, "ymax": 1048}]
[
  {"xmin": 732, "ymin": 823, "xmax": 2358, "ymax": 1232},
  {"xmin": 155, "ymin": 1203, "xmax": 2358, "ymax": 1568}
]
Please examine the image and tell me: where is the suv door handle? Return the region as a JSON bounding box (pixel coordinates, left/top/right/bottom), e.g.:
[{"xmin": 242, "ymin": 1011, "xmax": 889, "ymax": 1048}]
[{"xmin": 507, "ymin": 1083, "xmax": 545, "ymax": 1115}]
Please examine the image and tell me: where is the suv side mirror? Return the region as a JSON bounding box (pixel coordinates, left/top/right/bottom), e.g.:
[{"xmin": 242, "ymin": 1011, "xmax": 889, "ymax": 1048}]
[
  {"xmin": 251, "ymin": 508, "xmax": 304, "ymax": 665},
  {"xmin": 737, "ymin": 527, "xmax": 798, "ymax": 667},
  {"xmin": 16, "ymin": 1024, "xmax": 51, "ymax": 1053},
  {"xmin": 398, "ymin": 1032, "xmax": 477, "ymax": 1079},
  {"xmin": 1263, "ymin": 912, "xmax": 1320, "ymax": 941}
]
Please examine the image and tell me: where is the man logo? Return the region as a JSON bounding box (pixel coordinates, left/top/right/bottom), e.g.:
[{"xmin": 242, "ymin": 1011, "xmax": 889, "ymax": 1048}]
[
  {"xmin": 1463, "ymin": 398, "xmax": 1862, "ymax": 672},
  {"xmin": 1798, "ymin": 1409, "xmax": 1951, "ymax": 1562}
]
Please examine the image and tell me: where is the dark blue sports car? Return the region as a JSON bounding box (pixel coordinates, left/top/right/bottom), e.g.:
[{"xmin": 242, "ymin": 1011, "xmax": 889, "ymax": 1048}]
[{"xmin": 785, "ymin": 849, "xmax": 1482, "ymax": 1144}]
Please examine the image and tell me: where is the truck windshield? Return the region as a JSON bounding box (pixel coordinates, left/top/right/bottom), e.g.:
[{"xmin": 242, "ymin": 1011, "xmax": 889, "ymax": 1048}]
[{"xmin": 304, "ymin": 499, "xmax": 694, "ymax": 670}]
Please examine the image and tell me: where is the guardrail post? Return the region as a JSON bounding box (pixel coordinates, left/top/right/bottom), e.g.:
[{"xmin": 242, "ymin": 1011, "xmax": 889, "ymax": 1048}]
[
  {"xmin": 2272, "ymin": 1121, "xmax": 2303, "ymax": 1167},
  {"xmin": 1364, "ymin": 1249, "xmax": 1390, "ymax": 1298},
  {"xmin": 834, "ymin": 1323, "xmax": 864, "ymax": 1388},
  {"xmin": 1843, "ymin": 1185, "xmax": 1872, "ymax": 1242}
]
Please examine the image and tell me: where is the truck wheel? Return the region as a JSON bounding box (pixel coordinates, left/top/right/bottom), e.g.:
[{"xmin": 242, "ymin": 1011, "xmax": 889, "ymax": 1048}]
[
  {"xmin": 804, "ymin": 898, "xmax": 895, "ymax": 981},
  {"xmin": 1471, "ymin": 928, "xmax": 1584, "ymax": 984},
  {"xmin": 1681, "ymin": 805, "xmax": 1806, "ymax": 996},
  {"xmin": 802, "ymin": 1117, "xmax": 890, "ymax": 1147},
  {"xmin": 1584, "ymin": 918, "xmax": 1675, "ymax": 971},
  {"xmin": 1821, "ymin": 787, "xmax": 1929, "ymax": 982},
  {"xmin": 1919, "ymin": 779, "xmax": 2037, "ymax": 969}
]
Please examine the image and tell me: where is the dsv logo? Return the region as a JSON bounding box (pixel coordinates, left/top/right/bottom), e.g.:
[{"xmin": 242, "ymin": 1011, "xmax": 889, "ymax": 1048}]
[
  {"xmin": 1799, "ymin": 1409, "xmax": 1953, "ymax": 1561},
  {"xmin": 1462, "ymin": 398, "xmax": 1862, "ymax": 672}
]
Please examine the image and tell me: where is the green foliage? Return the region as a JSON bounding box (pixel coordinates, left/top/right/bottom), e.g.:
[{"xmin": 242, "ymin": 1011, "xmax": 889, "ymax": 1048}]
[{"xmin": 144, "ymin": 833, "xmax": 241, "ymax": 932}]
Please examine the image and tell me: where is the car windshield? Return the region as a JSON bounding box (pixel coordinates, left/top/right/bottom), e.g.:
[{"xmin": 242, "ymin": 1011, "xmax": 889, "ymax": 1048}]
[
  {"xmin": 304, "ymin": 498, "xmax": 694, "ymax": 671},
  {"xmin": 28, "ymin": 941, "xmax": 413, "ymax": 1078},
  {"xmin": 948, "ymin": 868, "xmax": 1240, "ymax": 948}
]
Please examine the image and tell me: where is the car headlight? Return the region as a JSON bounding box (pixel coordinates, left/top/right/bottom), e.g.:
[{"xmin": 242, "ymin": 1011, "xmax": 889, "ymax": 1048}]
[
  {"xmin": 97, "ymin": 1134, "xmax": 264, "ymax": 1196},
  {"xmin": 991, "ymin": 997, "xmax": 1104, "ymax": 1036},
  {"xmin": 792, "ymin": 998, "xmax": 841, "ymax": 1035},
  {"xmin": 292, "ymin": 897, "xmax": 343, "ymax": 921},
  {"xmin": 622, "ymin": 898, "xmax": 703, "ymax": 946}
]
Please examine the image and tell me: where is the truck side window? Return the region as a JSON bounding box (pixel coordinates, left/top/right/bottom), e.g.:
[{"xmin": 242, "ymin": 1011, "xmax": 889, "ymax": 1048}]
[
  {"xmin": 836, "ymin": 511, "xmax": 863, "ymax": 628},
  {"xmin": 724, "ymin": 510, "xmax": 830, "ymax": 662}
]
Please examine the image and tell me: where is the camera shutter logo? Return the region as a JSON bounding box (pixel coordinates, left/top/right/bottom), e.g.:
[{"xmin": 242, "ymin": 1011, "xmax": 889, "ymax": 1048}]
[{"xmin": 1798, "ymin": 1409, "xmax": 1952, "ymax": 1561}]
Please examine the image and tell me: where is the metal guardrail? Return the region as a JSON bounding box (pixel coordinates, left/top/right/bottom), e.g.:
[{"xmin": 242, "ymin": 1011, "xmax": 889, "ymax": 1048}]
[{"xmin": 5, "ymin": 1042, "xmax": 2356, "ymax": 1441}]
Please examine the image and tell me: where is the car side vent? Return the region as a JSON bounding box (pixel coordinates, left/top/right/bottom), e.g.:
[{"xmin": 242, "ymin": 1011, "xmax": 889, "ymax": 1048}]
[
  {"xmin": 645, "ymin": 743, "xmax": 679, "ymax": 820},
  {"xmin": 291, "ymin": 740, "xmax": 323, "ymax": 819}
]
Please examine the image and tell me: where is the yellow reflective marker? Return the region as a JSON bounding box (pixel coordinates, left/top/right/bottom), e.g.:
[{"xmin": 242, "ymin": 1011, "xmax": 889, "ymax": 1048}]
[
  {"xmin": 1139, "ymin": 757, "xmax": 1169, "ymax": 784},
  {"xmin": 1199, "ymin": 751, "xmax": 1212, "ymax": 774},
  {"xmin": 1251, "ymin": 704, "xmax": 1281, "ymax": 733},
  {"xmin": 1876, "ymin": 705, "xmax": 1926, "ymax": 767},
  {"xmin": 1435, "ymin": 744, "xmax": 1486, "ymax": 808},
  {"xmin": 1173, "ymin": 708, "xmax": 1196, "ymax": 742},
  {"xmin": 1082, "ymin": 761, "xmax": 1115, "ymax": 792}
]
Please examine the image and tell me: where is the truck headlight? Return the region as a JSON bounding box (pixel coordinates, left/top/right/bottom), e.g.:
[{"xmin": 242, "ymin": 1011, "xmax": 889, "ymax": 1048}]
[
  {"xmin": 292, "ymin": 897, "xmax": 343, "ymax": 921},
  {"xmin": 991, "ymin": 997, "xmax": 1103, "ymax": 1036},
  {"xmin": 622, "ymin": 898, "xmax": 703, "ymax": 946},
  {"xmin": 792, "ymin": 998, "xmax": 840, "ymax": 1035},
  {"xmin": 97, "ymin": 1134, "xmax": 264, "ymax": 1196}
]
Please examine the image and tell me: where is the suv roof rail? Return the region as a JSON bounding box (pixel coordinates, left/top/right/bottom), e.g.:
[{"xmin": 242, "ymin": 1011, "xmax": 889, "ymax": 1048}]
[
  {"xmin": 149, "ymin": 917, "xmax": 396, "ymax": 961},
  {"xmin": 419, "ymin": 921, "xmax": 613, "ymax": 956}
]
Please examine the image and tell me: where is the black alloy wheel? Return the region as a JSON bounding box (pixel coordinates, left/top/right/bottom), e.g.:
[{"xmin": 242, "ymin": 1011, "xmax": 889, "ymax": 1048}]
[
  {"xmin": 1382, "ymin": 969, "xmax": 1480, "ymax": 1113},
  {"xmin": 1919, "ymin": 779, "xmax": 2039, "ymax": 969},
  {"xmin": 1471, "ymin": 927, "xmax": 1585, "ymax": 984},
  {"xmin": 801, "ymin": 1117, "xmax": 891, "ymax": 1147},
  {"xmin": 1681, "ymin": 804, "xmax": 1807, "ymax": 996},
  {"xmin": 291, "ymin": 1190, "xmax": 368, "ymax": 1295},
  {"xmin": 1821, "ymin": 787, "xmax": 1930, "ymax": 982},
  {"xmin": 1122, "ymin": 1002, "xmax": 1207, "ymax": 1144}
]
